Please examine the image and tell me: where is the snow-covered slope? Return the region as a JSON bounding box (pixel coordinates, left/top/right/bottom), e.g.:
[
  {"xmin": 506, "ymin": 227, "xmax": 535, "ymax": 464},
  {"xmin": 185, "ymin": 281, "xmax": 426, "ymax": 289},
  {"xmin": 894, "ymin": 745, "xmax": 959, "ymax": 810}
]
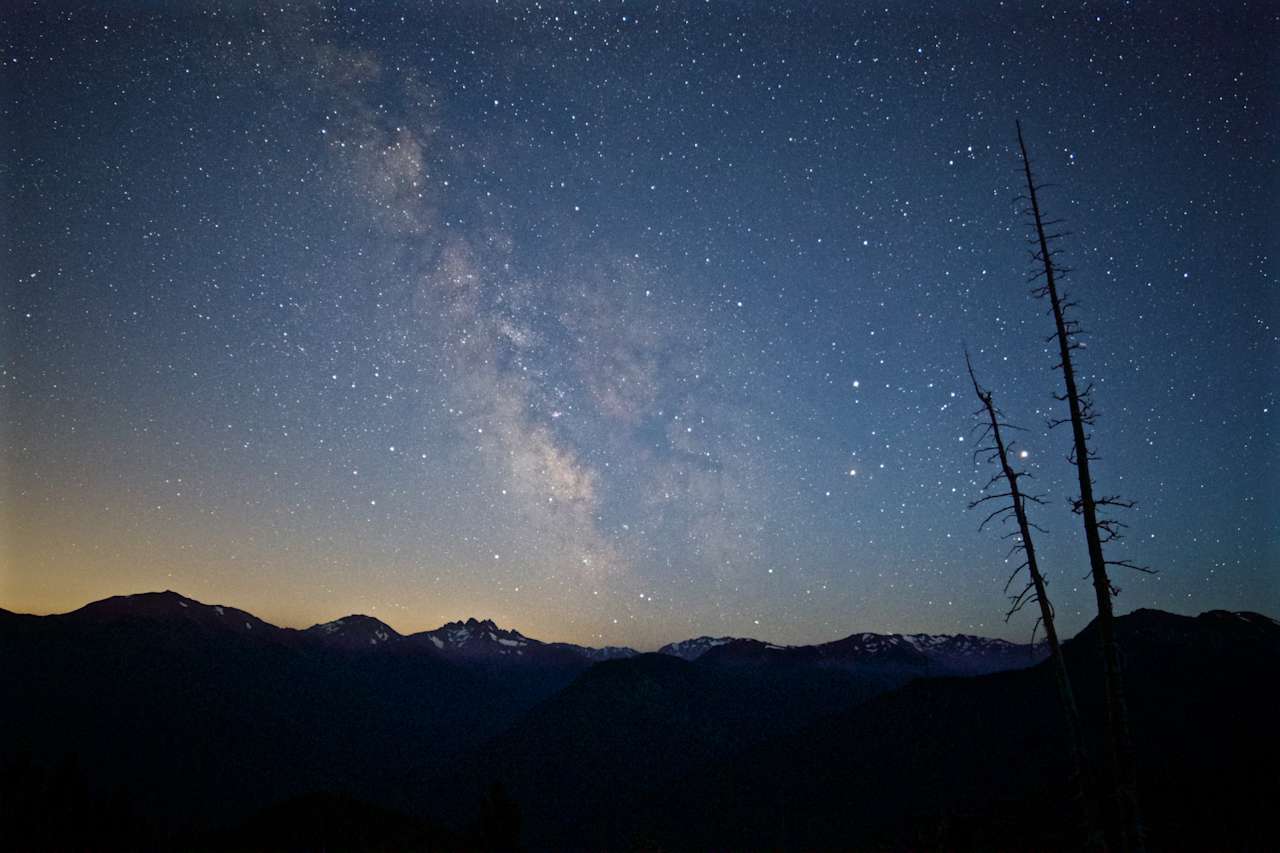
[
  {"xmin": 657, "ymin": 636, "xmax": 739, "ymax": 660},
  {"xmin": 413, "ymin": 618, "xmax": 537, "ymax": 658},
  {"xmin": 900, "ymin": 632, "xmax": 1044, "ymax": 675},
  {"xmin": 660, "ymin": 628, "xmax": 1044, "ymax": 676},
  {"xmin": 406, "ymin": 618, "xmax": 642, "ymax": 664}
]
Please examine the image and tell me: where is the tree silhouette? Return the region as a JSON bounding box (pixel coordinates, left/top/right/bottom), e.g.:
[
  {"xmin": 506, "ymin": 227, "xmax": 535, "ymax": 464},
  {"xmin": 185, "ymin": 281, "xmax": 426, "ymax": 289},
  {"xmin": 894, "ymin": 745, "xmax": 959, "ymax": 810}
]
[
  {"xmin": 965, "ymin": 348, "xmax": 1103, "ymax": 849},
  {"xmin": 1014, "ymin": 120, "xmax": 1152, "ymax": 852}
]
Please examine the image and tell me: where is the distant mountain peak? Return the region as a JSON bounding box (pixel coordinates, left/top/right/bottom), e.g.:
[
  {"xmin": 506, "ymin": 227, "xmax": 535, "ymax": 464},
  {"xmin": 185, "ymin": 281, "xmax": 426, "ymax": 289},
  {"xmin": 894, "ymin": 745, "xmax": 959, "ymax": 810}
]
[
  {"xmin": 547, "ymin": 642, "xmax": 639, "ymax": 662},
  {"xmin": 305, "ymin": 615, "xmax": 400, "ymax": 648},
  {"xmin": 659, "ymin": 628, "xmax": 1047, "ymax": 676},
  {"xmin": 74, "ymin": 589, "xmax": 204, "ymax": 616},
  {"xmin": 658, "ymin": 636, "xmax": 742, "ymax": 660},
  {"xmin": 900, "ymin": 632, "xmax": 1024, "ymax": 654},
  {"xmin": 122, "ymin": 590, "xmax": 192, "ymax": 608},
  {"xmin": 415, "ymin": 617, "xmax": 538, "ymax": 657},
  {"xmin": 437, "ymin": 616, "xmax": 507, "ymax": 634},
  {"xmin": 66, "ymin": 590, "xmax": 279, "ymax": 639},
  {"xmin": 47, "ymin": 591, "xmax": 1064, "ymax": 673}
]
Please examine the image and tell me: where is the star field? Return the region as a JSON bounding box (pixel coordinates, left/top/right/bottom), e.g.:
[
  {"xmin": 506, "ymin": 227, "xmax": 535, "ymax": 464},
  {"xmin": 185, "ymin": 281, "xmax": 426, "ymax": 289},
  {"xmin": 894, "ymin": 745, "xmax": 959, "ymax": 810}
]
[{"xmin": 2, "ymin": 1, "xmax": 1276, "ymax": 648}]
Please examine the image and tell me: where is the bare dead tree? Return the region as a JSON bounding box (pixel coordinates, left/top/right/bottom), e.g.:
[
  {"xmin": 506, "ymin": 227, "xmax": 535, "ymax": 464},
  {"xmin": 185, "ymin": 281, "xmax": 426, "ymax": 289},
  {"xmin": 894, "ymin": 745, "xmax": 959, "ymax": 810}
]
[
  {"xmin": 965, "ymin": 349, "xmax": 1104, "ymax": 850},
  {"xmin": 1015, "ymin": 120, "xmax": 1153, "ymax": 852}
]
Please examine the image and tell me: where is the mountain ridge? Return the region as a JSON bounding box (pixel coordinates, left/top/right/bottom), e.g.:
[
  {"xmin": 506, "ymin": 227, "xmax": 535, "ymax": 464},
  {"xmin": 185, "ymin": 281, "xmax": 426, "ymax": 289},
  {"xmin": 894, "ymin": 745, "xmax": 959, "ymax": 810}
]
[
  {"xmin": 12, "ymin": 589, "xmax": 1051, "ymax": 667},
  {"xmin": 3, "ymin": 590, "xmax": 1273, "ymax": 850}
]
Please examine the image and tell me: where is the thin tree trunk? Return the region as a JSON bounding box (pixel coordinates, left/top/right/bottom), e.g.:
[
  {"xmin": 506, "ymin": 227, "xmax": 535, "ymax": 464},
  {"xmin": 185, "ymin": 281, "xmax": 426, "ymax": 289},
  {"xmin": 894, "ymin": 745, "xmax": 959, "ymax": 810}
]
[
  {"xmin": 1016, "ymin": 121, "xmax": 1144, "ymax": 852},
  {"xmin": 966, "ymin": 353, "xmax": 1104, "ymax": 850}
]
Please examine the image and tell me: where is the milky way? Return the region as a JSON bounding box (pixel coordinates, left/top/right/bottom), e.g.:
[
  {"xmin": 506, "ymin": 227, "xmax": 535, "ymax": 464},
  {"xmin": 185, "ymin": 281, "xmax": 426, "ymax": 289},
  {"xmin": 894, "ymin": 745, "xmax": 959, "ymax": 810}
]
[{"xmin": 3, "ymin": 2, "xmax": 1275, "ymax": 648}]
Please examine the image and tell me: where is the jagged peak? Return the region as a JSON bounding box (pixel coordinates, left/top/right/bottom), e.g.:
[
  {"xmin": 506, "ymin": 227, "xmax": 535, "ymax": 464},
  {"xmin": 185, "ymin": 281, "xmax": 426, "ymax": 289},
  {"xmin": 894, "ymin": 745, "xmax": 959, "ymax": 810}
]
[{"xmin": 438, "ymin": 616, "xmax": 508, "ymax": 633}]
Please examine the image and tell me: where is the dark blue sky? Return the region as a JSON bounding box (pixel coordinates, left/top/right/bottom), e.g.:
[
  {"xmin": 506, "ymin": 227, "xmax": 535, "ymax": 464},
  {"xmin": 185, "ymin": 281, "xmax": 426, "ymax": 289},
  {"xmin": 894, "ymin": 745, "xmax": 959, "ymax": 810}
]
[{"xmin": 3, "ymin": 1, "xmax": 1276, "ymax": 648}]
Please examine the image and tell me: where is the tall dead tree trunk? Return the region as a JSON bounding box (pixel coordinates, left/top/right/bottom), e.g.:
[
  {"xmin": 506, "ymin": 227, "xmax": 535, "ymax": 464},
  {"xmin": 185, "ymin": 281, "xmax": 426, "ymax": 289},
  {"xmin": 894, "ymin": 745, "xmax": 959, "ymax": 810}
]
[
  {"xmin": 965, "ymin": 350, "xmax": 1103, "ymax": 850},
  {"xmin": 1015, "ymin": 120, "xmax": 1151, "ymax": 852}
]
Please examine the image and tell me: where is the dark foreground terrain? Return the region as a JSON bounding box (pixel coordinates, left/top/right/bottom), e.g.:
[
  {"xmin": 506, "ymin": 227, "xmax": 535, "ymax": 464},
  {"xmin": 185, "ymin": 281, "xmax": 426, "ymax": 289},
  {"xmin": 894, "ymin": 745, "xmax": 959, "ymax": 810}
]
[{"xmin": 2, "ymin": 593, "xmax": 1276, "ymax": 851}]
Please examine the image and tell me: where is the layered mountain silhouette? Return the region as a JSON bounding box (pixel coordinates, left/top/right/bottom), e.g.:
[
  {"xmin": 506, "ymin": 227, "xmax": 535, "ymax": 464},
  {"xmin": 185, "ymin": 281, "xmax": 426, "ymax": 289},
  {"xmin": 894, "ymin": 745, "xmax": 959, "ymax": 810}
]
[
  {"xmin": 691, "ymin": 630, "xmax": 1041, "ymax": 677},
  {"xmin": 2, "ymin": 592, "xmax": 1274, "ymax": 851},
  {"xmin": 598, "ymin": 609, "xmax": 1280, "ymax": 851}
]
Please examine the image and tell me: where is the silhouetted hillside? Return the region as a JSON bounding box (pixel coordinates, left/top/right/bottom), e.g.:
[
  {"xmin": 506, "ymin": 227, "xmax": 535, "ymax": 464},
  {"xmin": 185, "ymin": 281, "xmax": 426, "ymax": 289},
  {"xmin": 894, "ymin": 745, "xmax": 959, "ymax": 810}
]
[
  {"xmin": 191, "ymin": 792, "xmax": 458, "ymax": 853},
  {"xmin": 413, "ymin": 650, "xmax": 898, "ymax": 843},
  {"xmin": 0, "ymin": 594, "xmax": 591, "ymax": 835},
  {"xmin": 619, "ymin": 609, "xmax": 1280, "ymax": 851},
  {"xmin": 3, "ymin": 595, "xmax": 1272, "ymax": 850}
]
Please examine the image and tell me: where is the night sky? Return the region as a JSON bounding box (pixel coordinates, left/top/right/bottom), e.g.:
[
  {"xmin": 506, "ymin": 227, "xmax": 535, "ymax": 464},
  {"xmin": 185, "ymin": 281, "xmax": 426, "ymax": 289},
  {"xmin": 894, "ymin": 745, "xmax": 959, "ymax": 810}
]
[{"xmin": 3, "ymin": 1, "xmax": 1276, "ymax": 649}]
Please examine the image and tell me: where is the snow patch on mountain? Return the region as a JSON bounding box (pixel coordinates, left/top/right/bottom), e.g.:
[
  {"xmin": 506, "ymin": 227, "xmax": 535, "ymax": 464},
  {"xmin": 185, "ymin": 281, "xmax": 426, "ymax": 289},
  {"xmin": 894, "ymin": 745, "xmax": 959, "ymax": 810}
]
[{"xmin": 658, "ymin": 636, "xmax": 739, "ymax": 661}]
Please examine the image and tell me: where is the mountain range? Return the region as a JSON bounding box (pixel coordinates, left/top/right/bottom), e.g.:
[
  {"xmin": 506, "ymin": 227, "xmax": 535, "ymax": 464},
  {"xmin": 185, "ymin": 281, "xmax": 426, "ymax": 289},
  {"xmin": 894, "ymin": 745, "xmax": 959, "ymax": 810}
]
[
  {"xmin": 5, "ymin": 589, "xmax": 1049, "ymax": 681},
  {"xmin": 2, "ymin": 591, "xmax": 1275, "ymax": 851},
  {"xmin": 44, "ymin": 589, "xmax": 1042, "ymax": 672}
]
